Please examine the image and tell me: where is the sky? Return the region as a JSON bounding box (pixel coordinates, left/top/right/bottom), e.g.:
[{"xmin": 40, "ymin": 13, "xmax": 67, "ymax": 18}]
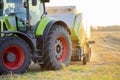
[{"xmin": 46, "ymin": 0, "xmax": 120, "ymax": 26}]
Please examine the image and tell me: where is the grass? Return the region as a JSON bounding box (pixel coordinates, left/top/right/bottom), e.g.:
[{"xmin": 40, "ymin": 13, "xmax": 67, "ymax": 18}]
[
  {"xmin": 0, "ymin": 64, "xmax": 119, "ymax": 80},
  {"xmin": 0, "ymin": 31, "xmax": 120, "ymax": 80}
]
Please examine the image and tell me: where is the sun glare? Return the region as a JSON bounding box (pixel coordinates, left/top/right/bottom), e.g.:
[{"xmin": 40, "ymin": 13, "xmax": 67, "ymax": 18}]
[{"xmin": 46, "ymin": 0, "xmax": 120, "ymax": 26}]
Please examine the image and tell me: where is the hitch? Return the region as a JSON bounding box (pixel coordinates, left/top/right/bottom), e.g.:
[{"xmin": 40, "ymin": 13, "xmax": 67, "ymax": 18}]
[{"xmin": 88, "ymin": 40, "xmax": 95, "ymax": 44}]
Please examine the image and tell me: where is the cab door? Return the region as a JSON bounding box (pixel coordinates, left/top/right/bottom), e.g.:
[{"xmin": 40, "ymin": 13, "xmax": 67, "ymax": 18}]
[{"xmin": 29, "ymin": 0, "xmax": 44, "ymax": 26}]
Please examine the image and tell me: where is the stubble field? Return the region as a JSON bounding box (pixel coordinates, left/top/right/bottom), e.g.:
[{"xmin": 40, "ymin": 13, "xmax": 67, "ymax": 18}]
[{"xmin": 0, "ymin": 31, "xmax": 120, "ymax": 80}]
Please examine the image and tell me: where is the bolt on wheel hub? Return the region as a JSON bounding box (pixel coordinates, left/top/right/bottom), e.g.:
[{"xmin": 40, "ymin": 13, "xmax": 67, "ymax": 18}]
[
  {"xmin": 55, "ymin": 40, "xmax": 63, "ymax": 59},
  {"xmin": 6, "ymin": 52, "xmax": 16, "ymax": 62}
]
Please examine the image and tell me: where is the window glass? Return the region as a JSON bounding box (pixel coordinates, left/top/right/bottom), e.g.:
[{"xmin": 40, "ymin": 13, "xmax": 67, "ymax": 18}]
[
  {"xmin": 4, "ymin": 0, "xmax": 26, "ymax": 19},
  {"xmin": 29, "ymin": 0, "xmax": 44, "ymax": 25}
]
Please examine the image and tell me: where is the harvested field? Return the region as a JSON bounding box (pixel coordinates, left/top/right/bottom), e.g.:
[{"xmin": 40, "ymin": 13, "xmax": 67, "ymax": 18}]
[{"xmin": 0, "ymin": 31, "xmax": 120, "ymax": 80}]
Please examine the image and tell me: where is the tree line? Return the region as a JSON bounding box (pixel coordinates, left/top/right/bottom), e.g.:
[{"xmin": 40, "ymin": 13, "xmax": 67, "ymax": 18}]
[{"xmin": 91, "ymin": 25, "xmax": 120, "ymax": 31}]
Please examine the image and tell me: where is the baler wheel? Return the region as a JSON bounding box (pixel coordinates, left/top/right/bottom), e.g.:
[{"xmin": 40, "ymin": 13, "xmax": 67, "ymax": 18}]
[
  {"xmin": 87, "ymin": 48, "xmax": 91, "ymax": 62},
  {"xmin": 82, "ymin": 55, "xmax": 87, "ymax": 65}
]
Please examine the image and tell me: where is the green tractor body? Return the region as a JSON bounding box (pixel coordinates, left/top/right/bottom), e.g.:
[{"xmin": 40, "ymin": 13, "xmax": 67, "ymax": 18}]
[{"xmin": 0, "ymin": 0, "xmax": 92, "ymax": 74}]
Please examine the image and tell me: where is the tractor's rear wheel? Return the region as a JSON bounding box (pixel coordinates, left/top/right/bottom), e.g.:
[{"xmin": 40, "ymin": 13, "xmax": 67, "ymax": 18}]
[
  {"xmin": 0, "ymin": 36, "xmax": 31, "ymax": 74},
  {"xmin": 41, "ymin": 25, "xmax": 71, "ymax": 70}
]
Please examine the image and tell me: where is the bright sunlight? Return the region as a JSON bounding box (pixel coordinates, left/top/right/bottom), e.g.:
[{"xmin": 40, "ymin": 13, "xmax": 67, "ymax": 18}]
[{"xmin": 46, "ymin": 0, "xmax": 120, "ymax": 26}]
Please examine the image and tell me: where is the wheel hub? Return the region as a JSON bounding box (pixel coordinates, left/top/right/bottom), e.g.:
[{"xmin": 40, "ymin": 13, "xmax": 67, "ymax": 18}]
[
  {"xmin": 55, "ymin": 40, "xmax": 63, "ymax": 59},
  {"xmin": 6, "ymin": 52, "xmax": 16, "ymax": 62}
]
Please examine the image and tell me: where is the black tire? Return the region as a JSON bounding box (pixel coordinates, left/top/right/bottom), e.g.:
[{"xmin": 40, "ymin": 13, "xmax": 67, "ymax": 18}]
[
  {"xmin": 41, "ymin": 25, "xmax": 71, "ymax": 70},
  {"xmin": 87, "ymin": 48, "xmax": 91, "ymax": 62},
  {"xmin": 82, "ymin": 55, "xmax": 87, "ymax": 65},
  {"xmin": 0, "ymin": 36, "xmax": 31, "ymax": 74},
  {"xmin": 80, "ymin": 47, "xmax": 87, "ymax": 65},
  {"xmin": 86, "ymin": 43, "xmax": 91, "ymax": 62}
]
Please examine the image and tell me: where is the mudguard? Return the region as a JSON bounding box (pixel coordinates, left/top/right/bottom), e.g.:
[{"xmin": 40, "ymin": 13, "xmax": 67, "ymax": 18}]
[
  {"xmin": 2, "ymin": 31, "xmax": 36, "ymax": 53},
  {"xmin": 35, "ymin": 16, "xmax": 70, "ymax": 37},
  {"xmin": 35, "ymin": 16, "xmax": 54, "ymax": 36}
]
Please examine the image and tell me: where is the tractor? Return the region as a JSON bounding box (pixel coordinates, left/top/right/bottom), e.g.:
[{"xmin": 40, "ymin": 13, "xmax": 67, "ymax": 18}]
[{"xmin": 0, "ymin": 0, "xmax": 92, "ymax": 74}]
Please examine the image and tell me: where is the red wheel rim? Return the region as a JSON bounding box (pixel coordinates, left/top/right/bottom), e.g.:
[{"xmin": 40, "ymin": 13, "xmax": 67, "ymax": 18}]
[
  {"xmin": 2, "ymin": 45, "xmax": 25, "ymax": 70},
  {"xmin": 55, "ymin": 37, "xmax": 68, "ymax": 62}
]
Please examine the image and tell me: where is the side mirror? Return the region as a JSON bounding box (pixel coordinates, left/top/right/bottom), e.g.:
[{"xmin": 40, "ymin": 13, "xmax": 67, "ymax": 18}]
[
  {"xmin": 44, "ymin": 0, "xmax": 50, "ymax": 2},
  {"xmin": 0, "ymin": 1, "xmax": 3, "ymax": 16},
  {"xmin": 41, "ymin": 0, "xmax": 50, "ymax": 3},
  {"xmin": 24, "ymin": 2, "xmax": 28, "ymax": 8},
  {"xmin": 32, "ymin": 0, "xmax": 37, "ymax": 6}
]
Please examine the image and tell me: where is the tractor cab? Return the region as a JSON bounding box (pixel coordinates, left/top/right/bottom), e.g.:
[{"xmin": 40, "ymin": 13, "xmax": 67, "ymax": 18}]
[{"xmin": 0, "ymin": 0, "xmax": 49, "ymax": 32}]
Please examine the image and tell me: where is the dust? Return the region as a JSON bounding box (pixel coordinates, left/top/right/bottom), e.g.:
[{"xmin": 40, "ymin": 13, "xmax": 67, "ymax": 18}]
[{"xmin": 90, "ymin": 31, "xmax": 120, "ymax": 65}]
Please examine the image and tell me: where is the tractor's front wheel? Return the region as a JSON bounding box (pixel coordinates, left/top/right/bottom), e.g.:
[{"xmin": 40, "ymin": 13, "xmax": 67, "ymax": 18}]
[
  {"xmin": 41, "ymin": 25, "xmax": 71, "ymax": 70},
  {"xmin": 0, "ymin": 37, "xmax": 31, "ymax": 74}
]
